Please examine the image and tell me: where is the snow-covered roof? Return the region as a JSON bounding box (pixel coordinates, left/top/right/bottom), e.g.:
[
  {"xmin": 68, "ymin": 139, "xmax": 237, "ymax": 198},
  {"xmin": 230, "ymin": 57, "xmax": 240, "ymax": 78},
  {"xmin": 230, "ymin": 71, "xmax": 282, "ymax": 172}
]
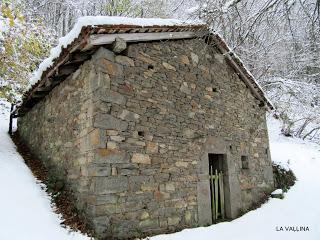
[
  {"xmin": 16, "ymin": 16, "xmax": 273, "ymax": 115},
  {"xmin": 29, "ymin": 16, "xmax": 203, "ymax": 88}
]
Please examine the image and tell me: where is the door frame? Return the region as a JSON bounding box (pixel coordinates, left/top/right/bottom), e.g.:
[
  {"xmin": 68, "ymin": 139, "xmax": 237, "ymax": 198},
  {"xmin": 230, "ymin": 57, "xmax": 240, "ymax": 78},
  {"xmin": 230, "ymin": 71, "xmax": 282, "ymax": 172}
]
[{"xmin": 197, "ymin": 136, "xmax": 241, "ymax": 225}]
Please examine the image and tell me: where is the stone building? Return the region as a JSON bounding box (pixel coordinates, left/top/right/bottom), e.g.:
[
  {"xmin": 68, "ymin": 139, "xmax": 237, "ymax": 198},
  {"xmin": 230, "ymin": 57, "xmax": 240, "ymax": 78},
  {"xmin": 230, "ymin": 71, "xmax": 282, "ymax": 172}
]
[{"xmin": 16, "ymin": 17, "xmax": 274, "ymax": 239}]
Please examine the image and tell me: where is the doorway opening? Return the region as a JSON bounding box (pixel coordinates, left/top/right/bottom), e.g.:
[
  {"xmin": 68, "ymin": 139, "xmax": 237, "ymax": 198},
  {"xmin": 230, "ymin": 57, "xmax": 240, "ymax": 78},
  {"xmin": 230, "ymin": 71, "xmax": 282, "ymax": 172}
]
[{"xmin": 208, "ymin": 154, "xmax": 226, "ymax": 222}]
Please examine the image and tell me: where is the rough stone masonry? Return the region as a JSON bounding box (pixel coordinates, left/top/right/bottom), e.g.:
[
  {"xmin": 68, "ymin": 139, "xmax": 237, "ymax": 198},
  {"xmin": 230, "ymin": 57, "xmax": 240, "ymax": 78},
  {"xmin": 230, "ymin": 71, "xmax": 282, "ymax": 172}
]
[{"xmin": 18, "ymin": 38, "xmax": 274, "ymax": 239}]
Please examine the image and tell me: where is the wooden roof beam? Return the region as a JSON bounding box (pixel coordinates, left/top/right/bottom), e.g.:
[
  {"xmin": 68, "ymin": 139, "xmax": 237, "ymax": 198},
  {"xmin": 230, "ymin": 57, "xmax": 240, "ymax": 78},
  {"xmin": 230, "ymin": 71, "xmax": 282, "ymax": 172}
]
[{"xmin": 82, "ymin": 31, "xmax": 198, "ymax": 51}]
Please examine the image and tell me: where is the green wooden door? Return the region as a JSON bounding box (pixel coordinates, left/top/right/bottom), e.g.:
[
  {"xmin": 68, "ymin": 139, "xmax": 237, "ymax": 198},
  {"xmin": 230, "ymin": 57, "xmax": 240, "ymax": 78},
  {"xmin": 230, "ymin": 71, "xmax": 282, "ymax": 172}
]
[{"xmin": 209, "ymin": 166, "xmax": 225, "ymax": 221}]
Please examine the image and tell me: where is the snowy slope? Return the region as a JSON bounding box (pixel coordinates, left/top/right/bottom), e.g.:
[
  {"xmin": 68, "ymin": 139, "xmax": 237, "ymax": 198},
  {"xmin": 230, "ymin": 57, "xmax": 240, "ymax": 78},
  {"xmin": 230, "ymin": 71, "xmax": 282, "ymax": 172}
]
[
  {"xmin": 0, "ymin": 100, "xmax": 89, "ymax": 240},
  {"xmin": 1, "ymin": 98, "xmax": 320, "ymax": 240},
  {"xmin": 151, "ymin": 116, "xmax": 320, "ymax": 240}
]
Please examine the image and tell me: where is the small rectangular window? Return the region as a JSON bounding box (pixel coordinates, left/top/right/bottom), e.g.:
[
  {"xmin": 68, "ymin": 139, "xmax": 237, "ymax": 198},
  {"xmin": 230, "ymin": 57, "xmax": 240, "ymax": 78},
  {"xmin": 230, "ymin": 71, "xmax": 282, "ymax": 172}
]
[{"xmin": 241, "ymin": 156, "xmax": 249, "ymax": 169}]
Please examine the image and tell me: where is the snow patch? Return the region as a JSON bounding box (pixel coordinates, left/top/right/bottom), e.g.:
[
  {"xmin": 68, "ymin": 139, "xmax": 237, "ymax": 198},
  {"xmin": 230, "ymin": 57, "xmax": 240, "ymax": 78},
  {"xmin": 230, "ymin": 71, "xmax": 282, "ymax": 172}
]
[
  {"xmin": 0, "ymin": 100, "xmax": 89, "ymax": 240},
  {"xmin": 222, "ymin": 0, "xmax": 239, "ymax": 12},
  {"xmin": 0, "ymin": 98, "xmax": 10, "ymax": 115},
  {"xmin": 271, "ymin": 189, "xmax": 283, "ymax": 195},
  {"xmin": 186, "ymin": 6, "xmax": 199, "ymax": 14}
]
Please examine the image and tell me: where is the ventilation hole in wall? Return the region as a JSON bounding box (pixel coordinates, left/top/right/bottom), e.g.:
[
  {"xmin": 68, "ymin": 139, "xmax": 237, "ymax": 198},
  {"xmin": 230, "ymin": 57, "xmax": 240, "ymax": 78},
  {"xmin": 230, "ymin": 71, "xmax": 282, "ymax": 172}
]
[
  {"xmin": 204, "ymin": 35, "xmax": 211, "ymax": 44},
  {"xmin": 138, "ymin": 131, "xmax": 145, "ymax": 137},
  {"xmin": 148, "ymin": 64, "xmax": 154, "ymax": 70},
  {"xmin": 241, "ymin": 156, "xmax": 249, "ymax": 169},
  {"xmin": 107, "ymin": 106, "xmax": 112, "ymax": 114},
  {"xmin": 212, "ymin": 87, "xmax": 218, "ymax": 92},
  {"xmin": 122, "ymin": 47, "xmax": 129, "ymax": 56}
]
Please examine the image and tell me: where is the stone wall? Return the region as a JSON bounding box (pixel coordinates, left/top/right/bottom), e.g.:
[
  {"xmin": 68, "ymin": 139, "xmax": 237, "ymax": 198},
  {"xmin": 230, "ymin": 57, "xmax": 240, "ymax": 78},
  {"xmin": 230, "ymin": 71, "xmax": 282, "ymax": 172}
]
[
  {"xmin": 18, "ymin": 58, "xmax": 104, "ymax": 214},
  {"xmin": 18, "ymin": 38, "xmax": 274, "ymax": 239}
]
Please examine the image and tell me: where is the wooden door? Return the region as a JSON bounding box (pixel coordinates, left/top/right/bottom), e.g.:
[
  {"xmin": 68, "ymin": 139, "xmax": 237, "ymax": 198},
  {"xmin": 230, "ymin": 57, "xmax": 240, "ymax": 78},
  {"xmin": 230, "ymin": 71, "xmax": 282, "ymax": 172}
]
[{"xmin": 209, "ymin": 154, "xmax": 225, "ymax": 222}]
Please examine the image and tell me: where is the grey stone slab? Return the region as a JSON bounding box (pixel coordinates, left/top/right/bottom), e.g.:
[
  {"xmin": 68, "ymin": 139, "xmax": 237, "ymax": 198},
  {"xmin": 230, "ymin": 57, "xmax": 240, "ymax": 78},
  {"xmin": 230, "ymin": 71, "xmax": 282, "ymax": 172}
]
[
  {"xmin": 197, "ymin": 180, "xmax": 212, "ymax": 226},
  {"xmin": 93, "ymin": 113, "xmax": 128, "ymax": 131},
  {"xmin": 94, "ymin": 176, "xmax": 128, "ymax": 194},
  {"xmin": 92, "ymin": 47, "xmax": 115, "ymax": 62},
  {"xmin": 99, "ymin": 89, "xmax": 127, "ymax": 105}
]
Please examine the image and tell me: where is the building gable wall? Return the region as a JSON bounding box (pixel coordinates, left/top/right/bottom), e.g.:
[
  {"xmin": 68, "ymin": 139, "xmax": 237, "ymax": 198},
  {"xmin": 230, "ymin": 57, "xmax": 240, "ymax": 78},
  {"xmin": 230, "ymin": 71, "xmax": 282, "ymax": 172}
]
[{"xmin": 18, "ymin": 38, "xmax": 274, "ymax": 239}]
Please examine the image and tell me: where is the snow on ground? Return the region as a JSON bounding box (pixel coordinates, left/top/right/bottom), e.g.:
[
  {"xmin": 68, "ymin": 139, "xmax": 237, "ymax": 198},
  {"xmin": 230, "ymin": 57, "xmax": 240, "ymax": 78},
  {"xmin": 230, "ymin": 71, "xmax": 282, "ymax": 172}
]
[
  {"xmin": 0, "ymin": 100, "xmax": 89, "ymax": 240},
  {"xmin": 271, "ymin": 188, "xmax": 283, "ymax": 195},
  {"xmin": 151, "ymin": 116, "xmax": 320, "ymax": 240},
  {"xmin": 1, "ymin": 98, "xmax": 320, "ymax": 240}
]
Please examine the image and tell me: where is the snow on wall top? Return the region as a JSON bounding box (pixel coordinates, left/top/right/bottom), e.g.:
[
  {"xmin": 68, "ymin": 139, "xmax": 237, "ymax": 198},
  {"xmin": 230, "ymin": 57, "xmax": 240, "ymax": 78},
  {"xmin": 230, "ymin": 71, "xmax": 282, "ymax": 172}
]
[{"xmin": 29, "ymin": 16, "xmax": 202, "ymax": 88}]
